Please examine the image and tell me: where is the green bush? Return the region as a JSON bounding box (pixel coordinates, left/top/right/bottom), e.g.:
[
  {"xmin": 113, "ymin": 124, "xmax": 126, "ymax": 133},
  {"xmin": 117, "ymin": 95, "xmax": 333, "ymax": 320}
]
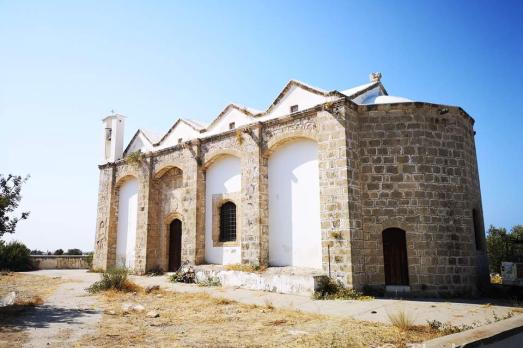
[
  {"xmin": 313, "ymin": 278, "xmax": 373, "ymax": 300},
  {"xmin": 0, "ymin": 240, "xmax": 34, "ymax": 271},
  {"xmin": 87, "ymin": 268, "xmax": 130, "ymax": 293}
]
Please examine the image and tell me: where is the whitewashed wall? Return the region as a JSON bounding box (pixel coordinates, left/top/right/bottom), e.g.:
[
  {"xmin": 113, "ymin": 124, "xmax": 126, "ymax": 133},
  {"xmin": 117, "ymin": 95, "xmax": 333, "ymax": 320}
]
[
  {"xmin": 205, "ymin": 108, "xmax": 254, "ymax": 136},
  {"xmin": 116, "ymin": 178, "xmax": 138, "ymax": 269},
  {"xmin": 159, "ymin": 121, "xmax": 200, "ymax": 149},
  {"xmin": 268, "ymin": 139, "xmax": 322, "ymax": 269},
  {"xmin": 264, "ymin": 85, "xmax": 327, "ymax": 119},
  {"xmin": 205, "ymin": 155, "xmax": 241, "ymax": 264}
]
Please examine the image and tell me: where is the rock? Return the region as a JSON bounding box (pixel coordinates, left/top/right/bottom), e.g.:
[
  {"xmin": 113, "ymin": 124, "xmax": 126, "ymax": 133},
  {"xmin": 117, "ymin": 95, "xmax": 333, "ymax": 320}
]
[
  {"xmin": 121, "ymin": 303, "xmax": 133, "ymax": 313},
  {"xmin": 145, "ymin": 285, "xmax": 160, "ymax": 294},
  {"xmin": 146, "ymin": 310, "xmax": 160, "ymax": 318},
  {"xmin": 105, "ymin": 310, "xmax": 116, "ymax": 315},
  {"xmin": 0, "ymin": 291, "xmax": 16, "ymax": 307},
  {"xmin": 155, "ymin": 294, "xmax": 163, "ymax": 298},
  {"xmin": 133, "ymin": 304, "xmax": 145, "ymax": 312}
]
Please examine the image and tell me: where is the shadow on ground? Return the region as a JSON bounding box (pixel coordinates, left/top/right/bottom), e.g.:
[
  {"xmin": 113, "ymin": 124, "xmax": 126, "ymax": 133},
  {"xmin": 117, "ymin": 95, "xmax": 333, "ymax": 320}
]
[{"xmin": 0, "ymin": 305, "xmax": 98, "ymax": 333}]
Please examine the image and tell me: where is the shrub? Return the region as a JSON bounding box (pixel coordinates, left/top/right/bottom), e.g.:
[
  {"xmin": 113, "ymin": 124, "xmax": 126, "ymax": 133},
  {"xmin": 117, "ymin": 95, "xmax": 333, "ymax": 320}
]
[
  {"xmin": 87, "ymin": 268, "xmax": 138, "ymax": 293},
  {"xmin": 66, "ymin": 248, "xmax": 82, "ymax": 255},
  {"xmin": 197, "ymin": 275, "xmax": 221, "ymax": 287},
  {"xmin": 313, "ymin": 278, "xmax": 373, "ymax": 300},
  {"xmin": 387, "ymin": 308, "xmax": 415, "ymax": 331},
  {"xmin": 0, "ymin": 240, "xmax": 34, "ymax": 271},
  {"xmin": 54, "ymin": 249, "xmax": 64, "ymax": 255}
]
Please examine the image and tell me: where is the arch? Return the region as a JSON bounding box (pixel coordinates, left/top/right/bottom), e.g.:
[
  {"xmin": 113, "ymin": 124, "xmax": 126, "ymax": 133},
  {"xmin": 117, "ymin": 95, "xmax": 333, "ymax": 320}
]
[
  {"xmin": 264, "ymin": 131, "xmax": 318, "ymax": 158},
  {"xmin": 382, "ymin": 227, "xmax": 409, "ymax": 286},
  {"xmin": 115, "ymin": 174, "xmax": 138, "ymax": 189},
  {"xmin": 268, "ymin": 138, "xmax": 321, "ymax": 269},
  {"xmin": 115, "ymin": 176, "xmax": 138, "ymax": 269},
  {"xmin": 164, "ymin": 211, "xmax": 184, "ymax": 225},
  {"xmin": 154, "ymin": 162, "xmax": 185, "ymax": 179},
  {"xmin": 203, "ymin": 149, "xmax": 242, "ymax": 170}
]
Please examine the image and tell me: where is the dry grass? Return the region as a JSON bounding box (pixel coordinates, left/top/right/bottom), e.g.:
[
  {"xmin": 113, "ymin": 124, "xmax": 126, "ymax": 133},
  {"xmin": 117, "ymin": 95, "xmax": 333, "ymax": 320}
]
[
  {"xmin": 0, "ymin": 273, "xmax": 65, "ymax": 347},
  {"xmin": 76, "ymin": 288, "xmax": 442, "ymax": 347},
  {"xmin": 387, "ymin": 308, "xmax": 415, "ymax": 331},
  {"xmin": 225, "ymin": 263, "xmax": 267, "ymax": 273}
]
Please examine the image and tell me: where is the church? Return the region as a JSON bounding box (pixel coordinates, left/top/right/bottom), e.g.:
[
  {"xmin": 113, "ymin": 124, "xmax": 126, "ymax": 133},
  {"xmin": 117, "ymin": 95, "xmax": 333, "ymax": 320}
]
[{"xmin": 93, "ymin": 73, "xmax": 488, "ymax": 295}]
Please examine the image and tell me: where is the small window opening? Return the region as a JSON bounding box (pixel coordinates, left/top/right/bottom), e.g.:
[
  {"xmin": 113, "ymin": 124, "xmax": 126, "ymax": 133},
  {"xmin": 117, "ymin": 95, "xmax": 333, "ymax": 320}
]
[
  {"xmin": 178, "ymin": 138, "xmax": 183, "ymax": 144},
  {"xmin": 219, "ymin": 201, "xmax": 237, "ymax": 242},
  {"xmin": 229, "ymin": 122, "xmax": 235, "ymax": 130},
  {"xmin": 473, "ymin": 209, "xmax": 483, "ymax": 250},
  {"xmin": 105, "ymin": 128, "xmax": 112, "ymax": 141},
  {"xmin": 290, "ymin": 105, "xmax": 299, "ymax": 113}
]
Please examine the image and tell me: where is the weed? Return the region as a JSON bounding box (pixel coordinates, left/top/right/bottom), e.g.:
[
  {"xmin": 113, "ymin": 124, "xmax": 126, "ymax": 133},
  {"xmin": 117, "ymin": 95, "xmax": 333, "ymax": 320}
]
[
  {"xmin": 313, "ymin": 278, "xmax": 374, "ymax": 300},
  {"xmin": 214, "ymin": 297, "xmax": 234, "ymax": 305},
  {"xmin": 87, "ymin": 268, "xmax": 140, "ymax": 294},
  {"xmin": 125, "ymin": 150, "xmax": 143, "ymax": 165},
  {"xmin": 197, "ymin": 275, "xmax": 221, "ymax": 287},
  {"xmin": 225, "ymin": 263, "xmax": 267, "ymax": 273},
  {"xmin": 264, "ymin": 298, "xmax": 274, "ymax": 310},
  {"xmin": 387, "ymin": 308, "xmax": 415, "ymax": 331},
  {"xmin": 146, "ymin": 266, "xmax": 164, "ymax": 276}
]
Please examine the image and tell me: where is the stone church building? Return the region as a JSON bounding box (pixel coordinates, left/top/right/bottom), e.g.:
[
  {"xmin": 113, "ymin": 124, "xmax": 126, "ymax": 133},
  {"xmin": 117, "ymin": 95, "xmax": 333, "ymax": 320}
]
[{"xmin": 93, "ymin": 73, "xmax": 488, "ymax": 295}]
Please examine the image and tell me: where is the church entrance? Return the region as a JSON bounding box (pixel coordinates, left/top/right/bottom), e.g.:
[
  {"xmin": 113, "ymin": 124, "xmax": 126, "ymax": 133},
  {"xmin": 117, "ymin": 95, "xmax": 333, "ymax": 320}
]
[
  {"xmin": 168, "ymin": 219, "xmax": 182, "ymax": 272},
  {"xmin": 382, "ymin": 228, "xmax": 409, "ymax": 286}
]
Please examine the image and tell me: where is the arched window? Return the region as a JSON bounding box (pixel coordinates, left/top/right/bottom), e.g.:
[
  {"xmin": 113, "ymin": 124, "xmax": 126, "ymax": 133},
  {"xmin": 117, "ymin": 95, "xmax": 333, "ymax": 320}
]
[{"xmin": 219, "ymin": 201, "xmax": 237, "ymax": 242}]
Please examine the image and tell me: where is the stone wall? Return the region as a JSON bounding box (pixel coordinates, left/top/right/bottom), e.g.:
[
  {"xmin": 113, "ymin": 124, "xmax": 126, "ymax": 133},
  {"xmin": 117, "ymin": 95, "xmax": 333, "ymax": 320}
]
[
  {"xmin": 93, "ymin": 98, "xmax": 488, "ymax": 295},
  {"xmin": 31, "ymin": 255, "xmax": 89, "ymax": 269},
  {"xmin": 355, "ymin": 102, "xmax": 488, "ymax": 295}
]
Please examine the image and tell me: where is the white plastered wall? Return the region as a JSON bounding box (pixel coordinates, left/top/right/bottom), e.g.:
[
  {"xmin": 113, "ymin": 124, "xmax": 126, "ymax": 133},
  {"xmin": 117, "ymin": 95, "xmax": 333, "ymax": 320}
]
[
  {"xmin": 116, "ymin": 178, "xmax": 138, "ymax": 269},
  {"xmin": 263, "ymin": 85, "xmax": 327, "ymax": 120},
  {"xmin": 205, "ymin": 155, "xmax": 241, "ymax": 264},
  {"xmin": 126, "ymin": 132, "xmax": 152, "ymax": 154},
  {"xmin": 205, "ymin": 108, "xmax": 254, "ymax": 136},
  {"xmin": 268, "ymin": 139, "xmax": 322, "ymax": 269},
  {"xmin": 158, "ymin": 121, "xmax": 200, "ymax": 149}
]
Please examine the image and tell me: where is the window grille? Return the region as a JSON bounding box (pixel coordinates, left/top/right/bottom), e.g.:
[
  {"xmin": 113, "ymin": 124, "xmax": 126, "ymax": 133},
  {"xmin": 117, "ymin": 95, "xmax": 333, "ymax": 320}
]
[{"xmin": 219, "ymin": 201, "xmax": 237, "ymax": 242}]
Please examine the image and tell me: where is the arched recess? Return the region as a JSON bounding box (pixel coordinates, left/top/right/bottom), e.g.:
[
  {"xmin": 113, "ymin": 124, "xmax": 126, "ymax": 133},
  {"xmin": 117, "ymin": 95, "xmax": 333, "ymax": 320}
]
[
  {"xmin": 204, "ymin": 154, "xmax": 241, "ymax": 265},
  {"xmin": 115, "ymin": 175, "xmax": 139, "ymax": 269},
  {"xmin": 382, "ymin": 228, "xmax": 409, "ymax": 286},
  {"xmin": 264, "ymin": 131, "xmax": 317, "ymax": 158},
  {"xmin": 268, "ymin": 137, "xmax": 322, "ymax": 269},
  {"xmin": 203, "ymin": 149, "xmax": 243, "ymax": 170}
]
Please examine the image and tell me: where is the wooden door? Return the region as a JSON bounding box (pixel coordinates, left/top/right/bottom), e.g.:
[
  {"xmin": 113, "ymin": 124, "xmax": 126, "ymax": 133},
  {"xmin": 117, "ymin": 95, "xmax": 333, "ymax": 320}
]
[
  {"xmin": 168, "ymin": 219, "xmax": 182, "ymax": 272},
  {"xmin": 382, "ymin": 228, "xmax": 409, "ymax": 286}
]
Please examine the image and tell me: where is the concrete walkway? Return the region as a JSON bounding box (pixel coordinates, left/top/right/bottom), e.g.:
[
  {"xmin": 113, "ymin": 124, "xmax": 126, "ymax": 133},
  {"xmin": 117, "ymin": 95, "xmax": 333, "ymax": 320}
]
[
  {"xmin": 19, "ymin": 271, "xmax": 101, "ymax": 347},
  {"xmin": 29, "ymin": 269, "xmax": 520, "ymax": 328}
]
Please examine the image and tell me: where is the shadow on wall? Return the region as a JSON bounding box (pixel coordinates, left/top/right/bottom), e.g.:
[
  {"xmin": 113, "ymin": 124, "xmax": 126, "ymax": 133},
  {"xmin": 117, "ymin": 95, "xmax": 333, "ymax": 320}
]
[{"xmin": 268, "ymin": 138, "xmax": 321, "ymax": 269}]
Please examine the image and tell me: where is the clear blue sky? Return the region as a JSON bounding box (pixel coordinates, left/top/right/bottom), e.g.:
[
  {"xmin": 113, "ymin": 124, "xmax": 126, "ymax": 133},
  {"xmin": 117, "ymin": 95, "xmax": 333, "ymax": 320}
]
[{"xmin": 1, "ymin": 1, "xmax": 522, "ymax": 252}]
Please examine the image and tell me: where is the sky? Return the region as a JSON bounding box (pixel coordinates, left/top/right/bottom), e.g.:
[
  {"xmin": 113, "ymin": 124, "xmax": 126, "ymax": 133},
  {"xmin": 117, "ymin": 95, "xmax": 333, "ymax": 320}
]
[{"xmin": 1, "ymin": 1, "xmax": 522, "ymax": 252}]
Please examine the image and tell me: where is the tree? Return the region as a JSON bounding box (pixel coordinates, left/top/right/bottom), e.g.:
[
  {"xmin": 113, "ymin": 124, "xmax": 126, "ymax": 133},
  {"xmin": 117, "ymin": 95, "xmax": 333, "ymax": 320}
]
[
  {"xmin": 0, "ymin": 174, "xmax": 30, "ymax": 238},
  {"xmin": 54, "ymin": 249, "xmax": 64, "ymax": 255},
  {"xmin": 486, "ymin": 224, "xmax": 523, "ymax": 273},
  {"xmin": 66, "ymin": 248, "xmax": 83, "ymax": 255},
  {"xmin": 30, "ymin": 249, "xmax": 45, "ymax": 255}
]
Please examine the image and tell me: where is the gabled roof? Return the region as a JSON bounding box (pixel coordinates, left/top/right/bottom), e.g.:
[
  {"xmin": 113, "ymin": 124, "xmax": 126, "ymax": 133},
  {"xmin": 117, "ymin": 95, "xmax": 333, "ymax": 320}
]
[
  {"xmin": 263, "ymin": 80, "xmax": 331, "ymax": 116},
  {"xmin": 205, "ymin": 103, "xmax": 258, "ymax": 131},
  {"xmin": 123, "ymin": 129, "xmax": 155, "ymax": 155},
  {"xmin": 156, "ymin": 118, "xmax": 206, "ymax": 145}
]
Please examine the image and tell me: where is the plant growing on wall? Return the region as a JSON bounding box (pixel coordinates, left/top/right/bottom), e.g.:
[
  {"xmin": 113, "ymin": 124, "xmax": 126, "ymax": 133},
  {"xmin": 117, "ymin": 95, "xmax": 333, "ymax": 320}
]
[
  {"xmin": 235, "ymin": 129, "xmax": 243, "ymax": 145},
  {"xmin": 126, "ymin": 150, "xmax": 143, "ymax": 166}
]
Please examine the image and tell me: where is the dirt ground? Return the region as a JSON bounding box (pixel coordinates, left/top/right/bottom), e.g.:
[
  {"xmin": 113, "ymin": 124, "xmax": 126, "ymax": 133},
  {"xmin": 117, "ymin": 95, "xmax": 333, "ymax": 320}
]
[
  {"xmin": 0, "ymin": 273, "xmax": 65, "ymax": 347},
  {"xmin": 77, "ymin": 287, "xmax": 442, "ymax": 348}
]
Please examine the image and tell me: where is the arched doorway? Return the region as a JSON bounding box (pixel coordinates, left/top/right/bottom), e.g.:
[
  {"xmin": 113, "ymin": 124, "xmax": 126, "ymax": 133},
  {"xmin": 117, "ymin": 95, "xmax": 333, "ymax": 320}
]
[
  {"xmin": 382, "ymin": 228, "xmax": 409, "ymax": 285},
  {"xmin": 168, "ymin": 219, "xmax": 182, "ymax": 271}
]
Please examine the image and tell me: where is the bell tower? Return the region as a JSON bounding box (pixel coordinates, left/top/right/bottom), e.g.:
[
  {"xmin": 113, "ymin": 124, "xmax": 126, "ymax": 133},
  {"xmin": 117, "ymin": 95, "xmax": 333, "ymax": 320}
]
[{"xmin": 102, "ymin": 113, "xmax": 126, "ymax": 163}]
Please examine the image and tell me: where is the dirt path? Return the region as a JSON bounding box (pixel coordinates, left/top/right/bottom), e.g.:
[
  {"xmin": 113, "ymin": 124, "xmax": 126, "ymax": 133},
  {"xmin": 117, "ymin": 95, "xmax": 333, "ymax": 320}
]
[{"xmin": 20, "ymin": 272, "xmax": 101, "ymax": 347}]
